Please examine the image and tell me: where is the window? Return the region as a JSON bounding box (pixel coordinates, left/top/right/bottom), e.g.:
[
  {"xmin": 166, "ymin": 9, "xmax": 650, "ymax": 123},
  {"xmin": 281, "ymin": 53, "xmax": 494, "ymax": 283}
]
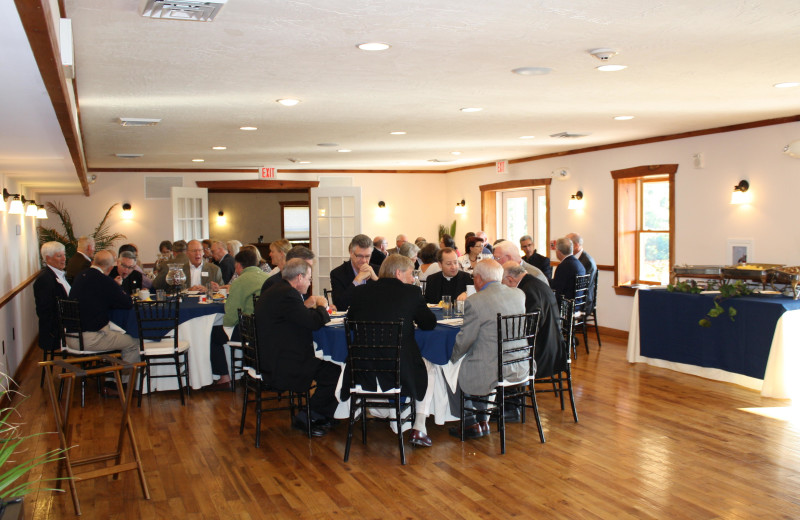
[
  {"xmin": 612, "ymin": 164, "xmax": 676, "ymax": 294},
  {"xmin": 280, "ymin": 201, "xmax": 310, "ymax": 243}
]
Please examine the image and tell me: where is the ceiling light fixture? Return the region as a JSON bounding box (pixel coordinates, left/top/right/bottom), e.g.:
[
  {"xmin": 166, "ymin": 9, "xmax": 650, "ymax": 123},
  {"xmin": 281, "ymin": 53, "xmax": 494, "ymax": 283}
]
[
  {"xmin": 212, "ymin": 146, "xmax": 227, "ymax": 150},
  {"xmin": 276, "ymin": 98, "xmax": 300, "ymax": 106},
  {"xmin": 597, "ymin": 64, "xmax": 627, "ymax": 72},
  {"xmin": 511, "ymin": 67, "xmax": 552, "ymax": 76},
  {"xmin": 298, "ymin": 161, "xmax": 311, "ymax": 164},
  {"xmin": 460, "ymin": 107, "xmax": 483, "ymax": 112},
  {"xmin": 337, "ymin": 149, "xmax": 352, "ymax": 153},
  {"xmin": 774, "ymin": 82, "xmax": 800, "ymax": 88},
  {"xmin": 390, "ymin": 131, "xmax": 406, "ymax": 135},
  {"xmin": 519, "ymin": 135, "xmax": 536, "ymax": 139},
  {"xmin": 357, "ymin": 42, "xmax": 390, "ymax": 51},
  {"xmin": 239, "ymin": 126, "xmax": 257, "ymax": 131},
  {"xmin": 192, "ymin": 158, "xmax": 205, "ymax": 162},
  {"xmin": 614, "ymin": 115, "xmax": 635, "ymax": 120}
]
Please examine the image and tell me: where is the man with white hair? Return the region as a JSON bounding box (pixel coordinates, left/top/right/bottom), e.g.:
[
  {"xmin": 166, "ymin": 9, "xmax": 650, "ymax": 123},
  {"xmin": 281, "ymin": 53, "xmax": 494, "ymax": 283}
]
[
  {"xmin": 65, "ymin": 235, "xmax": 95, "ymax": 283},
  {"xmin": 492, "ymin": 240, "xmax": 548, "ymax": 285},
  {"xmin": 476, "ymin": 231, "xmax": 492, "ymax": 255},
  {"xmin": 34, "ymin": 241, "xmax": 71, "ymax": 355},
  {"xmin": 551, "ymin": 237, "xmax": 586, "ymax": 302},
  {"xmin": 448, "ymin": 259, "xmax": 529, "ymax": 440},
  {"xmin": 566, "ymin": 232, "xmax": 597, "ymax": 312},
  {"xmin": 211, "ymin": 240, "xmax": 236, "ymax": 284},
  {"xmin": 370, "ymin": 236, "xmax": 389, "ymax": 266},
  {"xmin": 387, "ymin": 234, "xmax": 407, "ymax": 256}
]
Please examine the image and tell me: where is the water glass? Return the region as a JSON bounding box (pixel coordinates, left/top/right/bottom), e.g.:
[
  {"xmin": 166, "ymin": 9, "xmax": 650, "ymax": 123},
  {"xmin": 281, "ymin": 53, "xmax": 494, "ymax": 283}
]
[
  {"xmin": 442, "ymin": 295, "xmax": 453, "ymax": 319},
  {"xmin": 455, "ymin": 299, "xmax": 464, "ymax": 316},
  {"xmin": 156, "ymin": 289, "xmax": 166, "ymax": 301}
]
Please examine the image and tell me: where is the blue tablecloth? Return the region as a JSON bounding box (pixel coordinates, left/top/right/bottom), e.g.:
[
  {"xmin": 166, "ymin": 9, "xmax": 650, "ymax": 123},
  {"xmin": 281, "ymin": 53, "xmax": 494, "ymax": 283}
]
[
  {"xmin": 313, "ymin": 321, "xmax": 459, "ymax": 365},
  {"xmin": 638, "ymin": 290, "xmax": 800, "ymax": 379},
  {"xmin": 109, "ymin": 299, "xmax": 225, "ymax": 338}
]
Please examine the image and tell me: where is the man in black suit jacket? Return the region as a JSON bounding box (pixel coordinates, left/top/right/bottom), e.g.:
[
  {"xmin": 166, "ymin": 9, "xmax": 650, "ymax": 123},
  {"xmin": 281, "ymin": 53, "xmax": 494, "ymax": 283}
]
[
  {"xmin": 347, "ymin": 254, "xmax": 437, "ymax": 447},
  {"xmin": 212, "ymin": 241, "xmax": 236, "ymax": 284},
  {"xmin": 329, "ymin": 234, "xmax": 380, "ymax": 311},
  {"xmin": 370, "ymin": 236, "xmax": 388, "ymax": 266},
  {"xmin": 502, "ymin": 263, "xmax": 566, "ymax": 380},
  {"xmin": 424, "ymin": 248, "xmax": 472, "ymax": 304},
  {"xmin": 520, "ymin": 234, "xmax": 552, "ymax": 280},
  {"xmin": 550, "ymin": 237, "xmax": 586, "ymax": 302},
  {"xmin": 108, "ymin": 251, "xmax": 144, "ymax": 295},
  {"xmin": 34, "ymin": 242, "xmax": 71, "ymax": 353},
  {"xmin": 69, "ymin": 250, "xmax": 140, "ymax": 364},
  {"xmin": 64, "ymin": 236, "xmax": 94, "ymax": 283},
  {"xmin": 255, "ymin": 259, "xmax": 339, "ymax": 436},
  {"xmin": 567, "ymin": 233, "xmax": 598, "ymax": 312}
]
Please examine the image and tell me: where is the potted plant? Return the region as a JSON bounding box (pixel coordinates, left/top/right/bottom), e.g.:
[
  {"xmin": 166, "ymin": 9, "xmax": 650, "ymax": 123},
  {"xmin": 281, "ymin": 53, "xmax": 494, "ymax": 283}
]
[{"xmin": 37, "ymin": 201, "xmax": 126, "ymax": 260}]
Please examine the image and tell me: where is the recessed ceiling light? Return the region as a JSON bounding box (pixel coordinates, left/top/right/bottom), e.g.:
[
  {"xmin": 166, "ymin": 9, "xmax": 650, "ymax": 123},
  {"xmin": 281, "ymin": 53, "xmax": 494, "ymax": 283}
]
[
  {"xmin": 460, "ymin": 107, "xmax": 483, "ymax": 112},
  {"xmin": 774, "ymin": 82, "xmax": 800, "ymax": 88},
  {"xmin": 451, "ymin": 151, "xmax": 461, "ymax": 155},
  {"xmin": 357, "ymin": 42, "xmax": 390, "ymax": 51},
  {"xmin": 614, "ymin": 115, "xmax": 635, "ymax": 120},
  {"xmin": 192, "ymin": 158, "xmax": 205, "ymax": 162},
  {"xmin": 212, "ymin": 146, "xmax": 227, "ymax": 150},
  {"xmin": 337, "ymin": 149, "xmax": 352, "ymax": 153},
  {"xmin": 597, "ymin": 65, "xmax": 627, "ymax": 72},
  {"xmin": 276, "ymin": 98, "xmax": 300, "ymax": 106},
  {"xmin": 519, "ymin": 135, "xmax": 536, "ymax": 139},
  {"xmin": 390, "ymin": 131, "xmax": 406, "ymax": 135},
  {"xmin": 317, "ymin": 143, "xmax": 338, "ymax": 147},
  {"xmin": 240, "ymin": 126, "xmax": 257, "ymax": 131},
  {"xmin": 298, "ymin": 161, "xmax": 311, "ymax": 164},
  {"xmin": 511, "ymin": 67, "xmax": 552, "ymax": 76}
]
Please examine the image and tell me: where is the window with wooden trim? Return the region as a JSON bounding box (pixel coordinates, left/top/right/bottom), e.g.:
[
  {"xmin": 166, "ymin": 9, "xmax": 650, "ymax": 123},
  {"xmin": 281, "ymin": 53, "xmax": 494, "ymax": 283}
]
[
  {"xmin": 280, "ymin": 201, "xmax": 310, "ymax": 243},
  {"xmin": 612, "ymin": 165, "xmax": 676, "ymax": 294}
]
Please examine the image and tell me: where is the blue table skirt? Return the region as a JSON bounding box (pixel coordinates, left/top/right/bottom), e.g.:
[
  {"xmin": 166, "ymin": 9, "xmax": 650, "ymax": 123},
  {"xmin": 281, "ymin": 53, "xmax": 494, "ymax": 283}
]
[
  {"xmin": 638, "ymin": 290, "xmax": 800, "ymax": 379},
  {"xmin": 109, "ymin": 299, "xmax": 225, "ymax": 338},
  {"xmin": 313, "ymin": 323, "xmax": 459, "ymax": 365}
]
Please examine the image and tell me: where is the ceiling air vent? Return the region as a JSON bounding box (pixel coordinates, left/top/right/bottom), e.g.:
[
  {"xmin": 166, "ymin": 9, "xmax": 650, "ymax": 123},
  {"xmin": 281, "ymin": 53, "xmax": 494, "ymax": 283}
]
[
  {"xmin": 119, "ymin": 118, "xmax": 161, "ymax": 127},
  {"xmin": 142, "ymin": 0, "xmax": 227, "ymax": 22},
  {"xmin": 549, "ymin": 131, "xmax": 591, "ymax": 139},
  {"xmin": 115, "ymin": 153, "xmax": 144, "ymax": 159}
]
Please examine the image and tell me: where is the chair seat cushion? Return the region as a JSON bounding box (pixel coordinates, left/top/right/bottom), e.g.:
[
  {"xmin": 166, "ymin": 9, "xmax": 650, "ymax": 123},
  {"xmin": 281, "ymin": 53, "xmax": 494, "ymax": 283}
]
[
  {"xmin": 245, "ymin": 367, "xmax": 262, "ymax": 380},
  {"xmin": 498, "ymin": 374, "xmax": 535, "ymax": 387},
  {"xmin": 63, "ymin": 347, "xmax": 116, "ymax": 356},
  {"xmin": 141, "ymin": 339, "xmax": 189, "ymax": 356}
]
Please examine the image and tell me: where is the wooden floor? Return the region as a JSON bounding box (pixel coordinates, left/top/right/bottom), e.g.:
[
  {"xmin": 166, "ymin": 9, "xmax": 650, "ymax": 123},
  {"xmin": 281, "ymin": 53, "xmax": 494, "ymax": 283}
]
[{"xmin": 13, "ymin": 336, "xmax": 800, "ymax": 519}]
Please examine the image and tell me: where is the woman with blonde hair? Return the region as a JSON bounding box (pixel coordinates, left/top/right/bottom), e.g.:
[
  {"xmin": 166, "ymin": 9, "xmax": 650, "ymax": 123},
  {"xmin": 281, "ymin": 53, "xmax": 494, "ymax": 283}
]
[{"xmin": 267, "ymin": 238, "xmax": 292, "ymax": 277}]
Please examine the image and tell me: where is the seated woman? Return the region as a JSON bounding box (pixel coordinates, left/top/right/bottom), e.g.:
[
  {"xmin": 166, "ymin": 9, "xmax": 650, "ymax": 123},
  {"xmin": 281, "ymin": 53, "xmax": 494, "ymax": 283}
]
[
  {"xmin": 417, "ymin": 243, "xmax": 440, "ymax": 281},
  {"xmin": 439, "ymin": 233, "xmax": 459, "ymax": 256},
  {"xmin": 267, "ymin": 238, "xmax": 291, "ymax": 278},
  {"xmin": 457, "ymin": 236, "xmax": 485, "ymax": 275},
  {"xmin": 399, "ymin": 241, "xmax": 420, "ymax": 269}
]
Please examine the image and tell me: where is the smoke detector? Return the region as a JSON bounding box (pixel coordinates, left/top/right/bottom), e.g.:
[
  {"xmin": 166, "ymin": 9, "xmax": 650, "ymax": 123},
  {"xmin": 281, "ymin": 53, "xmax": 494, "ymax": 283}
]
[
  {"xmin": 589, "ymin": 48, "xmax": 619, "ymax": 61},
  {"xmin": 554, "ymin": 168, "xmax": 570, "ymax": 180},
  {"xmin": 142, "ymin": 0, "xmax": 227, "ymax": 22}
]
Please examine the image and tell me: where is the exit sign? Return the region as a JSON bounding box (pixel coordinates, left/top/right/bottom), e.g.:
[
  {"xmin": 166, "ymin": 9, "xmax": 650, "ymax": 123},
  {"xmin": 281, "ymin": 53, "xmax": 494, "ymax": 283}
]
[
  {"xmin": 496, "ymin": 160, "xmax": 508, "ymax": 174},
  {"xmin": 260, "ymin": 167, "xmax": 276, "ymax": 179}
]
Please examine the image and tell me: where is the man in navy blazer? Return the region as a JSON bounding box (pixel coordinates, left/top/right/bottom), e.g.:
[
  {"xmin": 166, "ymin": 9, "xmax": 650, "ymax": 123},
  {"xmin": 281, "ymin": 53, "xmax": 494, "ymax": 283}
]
[
  {"xmin": 33, "ymin": 242, "xmax": 71, "ymax": 353},
  {"xmin": 329, "ymin": 234, "xmax": 380, "ymax": 311},
  {"xmin": 550, "ymin": 237, "xmax": 586, "ymax": 302},
  {"xmin": 211, "ymin": 241, "xmax": 236, "ymax": 285},
  {"xmin": 567, "ymin": 232, "xmax": 598, "ymax": 312}
]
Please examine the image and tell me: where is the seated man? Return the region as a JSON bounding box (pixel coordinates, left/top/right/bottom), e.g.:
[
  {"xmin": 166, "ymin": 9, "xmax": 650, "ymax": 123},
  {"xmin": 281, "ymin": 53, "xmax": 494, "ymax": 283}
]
[
  {"xmin": 261, "ymin": 245, "xmax": 315, "ymax": 297},
  {"xmin": 370, "ymin": 236, "xmax": 388, "ymax": 266},
  {"xmin": 69, "ymin": 250, "xmax": 141, "ymax": 394},
  {"xmin": 566, "ymin": 232, "xmax": 597, "ymax": 312},
  {"xmin": 255, "ymin": 259, "xmax": 339, "ymax": 437},
  {"xmin": 424, "ymin": 247, "xmax": 472, "ymax": 305},
  {"xmin": 329, "ymin": 234, "xmax": 380, "ymax": 311},
  {"xmin": 502, "ymin": 262, "xmax": 566, "ymax": 417},
  {"xmin": 347, "ymin": 254, "xmax": 437, "ymax": 447},
  {"xmin": 493, "ymin": 240, "xmax": 548, "ymax": 285},
  {"xmin": 34, "ymin": 241, "xmax": 71, "ymax": 356},
  {"xmin": 153, "ymin": 239, "xmax": 222, "ymax": 292},
  {"xmin": 109, "ymin": 251, "xmax": 144, "ymax": 295},
  {"xmin": 520, "ymin": 234, "xmax": 552, "ymax": 281},
  {"xmin": 65, "ymin": 236, "xmax": 94, "ymax": 284},
  {"xmin": 211, "ymin": 240, "xmax": 236, "ymax": 285},
  {"xmin": 449, "ymin": 259, "xmax": 529, "ymax": 439},
  {"xmin": 208, "ymin": 248, "xmax": 270, "ymax": 389},
  {"xmin": 550, "ymin": 237, "xmax": 586, "ymax": 302}
]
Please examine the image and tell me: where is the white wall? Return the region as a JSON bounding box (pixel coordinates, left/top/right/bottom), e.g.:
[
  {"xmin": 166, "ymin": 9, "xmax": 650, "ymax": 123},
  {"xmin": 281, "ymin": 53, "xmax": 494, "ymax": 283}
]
[{"xmin": 32, "ymin": 121, "xmax": 800, "ymax": 333}]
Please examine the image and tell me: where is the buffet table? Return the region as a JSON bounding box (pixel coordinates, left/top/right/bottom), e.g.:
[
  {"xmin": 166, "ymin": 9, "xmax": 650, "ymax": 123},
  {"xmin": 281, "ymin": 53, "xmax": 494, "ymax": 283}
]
[
  {"xmin": 627, "ymin": 289, "xmax": 800, "ymax": 400},
  {"xmin": 110, "ymin": 298, "xmax": 226, "ymax": 390}
]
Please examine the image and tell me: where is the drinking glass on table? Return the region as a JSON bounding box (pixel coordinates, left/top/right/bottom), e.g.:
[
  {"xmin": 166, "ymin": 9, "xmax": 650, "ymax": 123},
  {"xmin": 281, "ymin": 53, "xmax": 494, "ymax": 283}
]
[
  {"xmin": 455, "ymin": 299, "xmax": 464, "ymax": 317},
  {"xmin": 442, "ymin": 295, "xmax": 453, "ymax": 319}
]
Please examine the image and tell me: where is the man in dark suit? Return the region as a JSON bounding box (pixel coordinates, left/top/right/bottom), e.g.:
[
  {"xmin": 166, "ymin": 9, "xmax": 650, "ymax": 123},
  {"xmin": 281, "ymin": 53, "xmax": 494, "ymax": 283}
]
[
  {"xmin": 347, "ymin": 254, "xmax": 437, "ymax": 447},
  {"xmin": 329, "ymin": 234, "xmax": 380, "ymax": 311},
  {"xmin": 108, "ymin": 251, "xmax": 143, "ymax": 295},
  {"xmin": 550, "ymin": 237, "xmax": 586, "ymax": 302},
  {"xmin": 211, "ymin": 241, "xmax": 236, "ymax": 284},
  {"xmin": 502, "ymin": 263, "xmax": 566, "ymax": 381},
  {"xmin": 386, "ymin": 234, "xmax": 407, "ymax": 256},
  {"xmin": 370, "ymin": 236, "xmax": 388, "ymax": 266},
  {"xmin": 69, "ymin": 250, "xmax": 140, "ymax": 364},
  {"xmin": 255, "ymin": 258, "xmax": 338, "ymax": 437},
  {"xmin": 34, "ymin": 241, "xmax": 71, "ymax": 354},
  {"xmin": 520, "ymin": 234, "xmax": 552, "ymax": 281},
  {"xmin": 152, "ymin": 239, "xmax": 222, "ymax": 292},
  {"xmin": 424, "ymin": 247, "xmax": 472, "ymax": 304},
  {"xmin": 64, "ymin": 235, "xmax": 94, "ymax": 283},
  {"xmin": 567, "ymin": 233, "xmax": 598, "ymax": 312}
]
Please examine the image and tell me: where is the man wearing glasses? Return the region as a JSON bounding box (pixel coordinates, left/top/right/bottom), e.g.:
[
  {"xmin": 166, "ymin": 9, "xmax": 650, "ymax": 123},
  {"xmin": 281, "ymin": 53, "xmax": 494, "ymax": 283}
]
[{"xmin": 329, "ymin": 234, "xmax": 380, "ymax": 311}]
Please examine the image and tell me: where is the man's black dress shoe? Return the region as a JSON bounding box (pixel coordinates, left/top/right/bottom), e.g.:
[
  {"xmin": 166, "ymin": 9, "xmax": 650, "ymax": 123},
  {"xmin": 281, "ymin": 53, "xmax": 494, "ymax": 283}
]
[
  {"xmin": 292, "ymin": 416, "xmax": 327, "ymax": 437},
  {"xmin": 479, "ymin": 421, "xmax": 491, "ymax": 435},
  {"xmin": 504, "ymin": 408, "xmax": 521, "ymax": 423},
  {"xmin": 409, "ymin": 429, "xmax": 433, "ymax": 447},
  {"xmin": 449, "ymin": 422, "xmax": 485, "ymax": 439}
]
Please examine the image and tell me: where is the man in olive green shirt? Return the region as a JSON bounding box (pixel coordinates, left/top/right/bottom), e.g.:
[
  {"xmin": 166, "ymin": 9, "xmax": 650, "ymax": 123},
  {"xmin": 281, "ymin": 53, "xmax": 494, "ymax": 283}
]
[{"xmin": 208, "ymin": 248, "xmax": 269, "ymax": 389}]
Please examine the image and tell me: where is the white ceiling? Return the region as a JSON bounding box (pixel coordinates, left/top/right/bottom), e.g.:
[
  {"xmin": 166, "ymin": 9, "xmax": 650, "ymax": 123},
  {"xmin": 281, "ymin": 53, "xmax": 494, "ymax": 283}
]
[{"xmin": 4, "ymin": 0, "xmax": 800, "ymax": 190}]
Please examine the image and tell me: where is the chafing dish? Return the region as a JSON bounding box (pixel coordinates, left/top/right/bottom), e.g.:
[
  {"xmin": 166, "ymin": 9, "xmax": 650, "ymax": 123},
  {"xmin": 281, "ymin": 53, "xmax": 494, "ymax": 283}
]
[
  {"xmin": 721, "ymin": 263, "xmax": 784, "ymax": 289},
  {"xmin": 673, "ymin": 265, "xmax": 723, "ymax": 276},
  {"xmin": 771, "ymin": 266, "xmax": 800, "ymax": 299}
]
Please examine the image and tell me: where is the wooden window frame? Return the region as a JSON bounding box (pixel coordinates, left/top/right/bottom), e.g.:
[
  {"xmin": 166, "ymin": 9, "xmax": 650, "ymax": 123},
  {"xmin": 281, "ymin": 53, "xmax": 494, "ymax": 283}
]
[
  {"xmin": 280, "ymin": 201, "xmax": 311, "ymax": 242},
  {"xmin": 611, "ymin": 165, "xmax": 677, "ymax": 296}
]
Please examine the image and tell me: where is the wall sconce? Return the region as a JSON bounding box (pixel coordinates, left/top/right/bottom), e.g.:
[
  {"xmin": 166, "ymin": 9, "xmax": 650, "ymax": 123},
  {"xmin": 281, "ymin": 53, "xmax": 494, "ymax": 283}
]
[
  {"xmin": 24, "ymin": 198, "xmax": 39, "ymax": 217},
  {"xmin": 730, "ymin": 180, "xmax": 750, "ymax": 204},
  {"xmin": 216, "ymin": 210, "xmax": 226, "ymax": 225},
  {"xmin": 454, "ymin": 199, "xmax": 466, "ymax": 215},
  {"xmin": 36, "ymin": 204, "xmax": 48, "ymax": 219},
  {"xmin": 568, "ymin": 191, "xmax": 584, "ymax": 210},
  {"xmin": 3, "ymin": 189, "xmax": 23, "ymax": 214},
  {"xmin": 377, "ymin": 201, "xmax": 386, "ymax": 209},
  {"xmin": 0, "ymin": 188, "xmax": 10, "ymax": 212},
  {"xmin": 121, "ymin": 202, "xmax": 133, "ymax": 219}
]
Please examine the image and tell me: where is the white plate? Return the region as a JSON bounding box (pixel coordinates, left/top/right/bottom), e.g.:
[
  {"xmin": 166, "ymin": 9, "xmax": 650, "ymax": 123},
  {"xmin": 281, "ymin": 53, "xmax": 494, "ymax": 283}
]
[
  {"xmin": 700, "ymin": 290, "xmax": 720, "ymax": 294},
  {"xmin": 755, "ymin": 290, "xmax": 782, "ymax": 296}
]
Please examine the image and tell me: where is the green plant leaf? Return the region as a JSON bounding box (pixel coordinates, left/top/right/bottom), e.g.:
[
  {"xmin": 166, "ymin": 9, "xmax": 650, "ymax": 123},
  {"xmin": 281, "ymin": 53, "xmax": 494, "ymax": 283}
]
[{"xmin": 699, "ymin": 318, "xmax": 711, "ymax": 327}]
